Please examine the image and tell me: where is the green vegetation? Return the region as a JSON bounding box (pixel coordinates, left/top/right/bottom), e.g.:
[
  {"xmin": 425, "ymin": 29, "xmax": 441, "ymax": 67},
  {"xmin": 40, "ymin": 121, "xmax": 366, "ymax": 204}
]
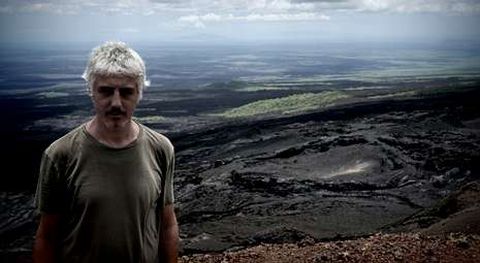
[
  {"xmin": 135, "ymin": 115, "xmax": 166, "ymax": 123},
  {"xmin": 368, "ymin": 90, "xmax": 417, "ymax": 99},
  {"xmin": 37, "ymin": 91, "xmax": 70, "ymax": 98},
  {"xmin": 215, "ymin": 91, "xmax": 349, "ymax": 118},
  {"xmin": 238, "ymin": 85, "xmax": 290, "ymax": 92}
]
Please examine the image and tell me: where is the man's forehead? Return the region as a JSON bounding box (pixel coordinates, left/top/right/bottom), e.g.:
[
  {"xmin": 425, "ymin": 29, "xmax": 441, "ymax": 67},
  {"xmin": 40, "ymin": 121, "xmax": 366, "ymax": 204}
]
[{"xmin": 94, "ymin": 75, "xmax": 137, "ymax": 87}]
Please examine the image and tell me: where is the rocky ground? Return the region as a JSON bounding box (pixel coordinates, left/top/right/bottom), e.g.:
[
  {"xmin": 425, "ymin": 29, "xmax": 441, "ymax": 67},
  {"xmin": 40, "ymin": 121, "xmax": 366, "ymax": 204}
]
[
  {"xmin": 1, "ymin": 85, "xmax": 479, "ymax": 262},
  {"xmin": 180, "ymin": 233, "xmax": 480, "ymax": 263},
  {"xmin": 172, "ymin": 86, "xmax": 480, "ymax": 253},
  {"xmin": 180, "ymin": 180, "xmax": 480, "ymax": 262}
]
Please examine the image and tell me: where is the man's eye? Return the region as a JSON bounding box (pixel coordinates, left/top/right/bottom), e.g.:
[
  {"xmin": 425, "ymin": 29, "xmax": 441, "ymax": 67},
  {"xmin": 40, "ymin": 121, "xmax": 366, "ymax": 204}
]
[
  {"xmin": 120, "ymin": 89, "xmax": 134, "ymax": 97},
  {"xmin": 98, "ymin": 87, "xmax": 114, "ymax": 95}
]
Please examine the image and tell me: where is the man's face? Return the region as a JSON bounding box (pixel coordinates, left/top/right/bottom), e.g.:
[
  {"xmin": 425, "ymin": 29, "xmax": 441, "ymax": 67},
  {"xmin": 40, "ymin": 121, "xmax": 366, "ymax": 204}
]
[{"xmin": 91, "ymin": 75, "xmax": 139, "ymax": 129}]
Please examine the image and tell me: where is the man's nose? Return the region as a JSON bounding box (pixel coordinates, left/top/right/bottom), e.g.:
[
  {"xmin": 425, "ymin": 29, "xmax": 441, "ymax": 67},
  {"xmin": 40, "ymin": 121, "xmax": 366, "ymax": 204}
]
[{"xmin": 111, "ymin": 89, "xmax": 122, "ymax": 107}]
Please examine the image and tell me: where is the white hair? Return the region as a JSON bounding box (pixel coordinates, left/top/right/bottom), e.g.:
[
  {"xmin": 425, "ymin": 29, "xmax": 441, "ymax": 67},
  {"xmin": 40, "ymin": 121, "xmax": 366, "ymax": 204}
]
[{"xmin": 82, "ymin": 41, "xmax": 150, "ymax": 100}]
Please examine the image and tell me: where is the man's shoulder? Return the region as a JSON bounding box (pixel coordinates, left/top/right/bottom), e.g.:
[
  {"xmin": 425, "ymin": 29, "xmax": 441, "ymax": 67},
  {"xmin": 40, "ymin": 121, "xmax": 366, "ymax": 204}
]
[
  {"xmin": 44, "ymin": 123, "xmax": 86, "ymax": 158},
  {"xmin": 140, "ymin": 123, "xmax": 174, "ymax": 155}
]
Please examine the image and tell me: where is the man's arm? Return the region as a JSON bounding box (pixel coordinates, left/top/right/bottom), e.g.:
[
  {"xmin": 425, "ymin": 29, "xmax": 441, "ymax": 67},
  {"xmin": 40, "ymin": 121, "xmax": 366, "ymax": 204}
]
[
  {"xmin": 158, "ymin": 204, "xmax": 178, "ymax": 263},
  {"xmin": 33, "ymin": 213, "xmax": 62, "ymax": 263}
]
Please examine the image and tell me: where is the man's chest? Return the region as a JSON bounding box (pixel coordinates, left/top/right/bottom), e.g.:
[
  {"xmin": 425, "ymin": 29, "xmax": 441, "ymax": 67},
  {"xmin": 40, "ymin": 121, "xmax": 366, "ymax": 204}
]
[{"xmin": 65, "ymin": 150, "xmax": 163, "ymax": 212}]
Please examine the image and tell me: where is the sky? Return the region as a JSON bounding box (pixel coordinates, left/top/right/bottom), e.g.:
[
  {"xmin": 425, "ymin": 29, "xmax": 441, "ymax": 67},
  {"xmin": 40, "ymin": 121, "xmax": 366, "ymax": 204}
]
[{"xmin": 1, "ymin": 0, "xmax": 480, "ymax": 45}]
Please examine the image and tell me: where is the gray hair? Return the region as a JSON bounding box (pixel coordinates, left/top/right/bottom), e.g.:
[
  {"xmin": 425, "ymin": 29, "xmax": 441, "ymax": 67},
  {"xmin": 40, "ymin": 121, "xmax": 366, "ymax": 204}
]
[{"xmin": 82, "ymin": 41, "xmax": 150, "ymax": 100}]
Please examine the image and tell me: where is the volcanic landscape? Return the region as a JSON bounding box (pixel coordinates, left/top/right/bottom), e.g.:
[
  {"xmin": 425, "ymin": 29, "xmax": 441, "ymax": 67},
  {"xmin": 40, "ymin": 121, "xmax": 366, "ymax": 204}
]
[{"xmin": 1, "ymin": 44, "xmax": 480, "ymax": 261}]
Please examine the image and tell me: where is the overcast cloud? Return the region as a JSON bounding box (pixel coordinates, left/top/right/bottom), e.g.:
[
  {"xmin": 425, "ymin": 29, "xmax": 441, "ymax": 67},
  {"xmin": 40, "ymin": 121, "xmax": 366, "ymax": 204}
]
[
  {"xmin": 1, "ymin": 0, "xmax": 479, "ymax": 43},
  {"xmin": 2, "ymin": 0, "xmax": 480, "ymax": 15}
]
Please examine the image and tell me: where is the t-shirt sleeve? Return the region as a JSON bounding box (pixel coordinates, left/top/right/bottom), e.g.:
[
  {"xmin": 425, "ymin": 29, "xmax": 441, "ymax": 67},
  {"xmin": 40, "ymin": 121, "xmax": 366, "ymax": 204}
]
[
  {"xmin": 34, "ymin": 151, "xmax": 67, "ymax": 214},
  {"xmin": 161, "ymin": 143, "xmax": 175, "ymax": 207}
]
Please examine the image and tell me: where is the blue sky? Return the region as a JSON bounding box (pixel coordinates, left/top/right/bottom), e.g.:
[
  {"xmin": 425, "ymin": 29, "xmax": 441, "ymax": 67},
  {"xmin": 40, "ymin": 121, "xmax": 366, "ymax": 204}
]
[{"xmin": 1, "ymin": 0, "xmax": 480, "ymax": 44}]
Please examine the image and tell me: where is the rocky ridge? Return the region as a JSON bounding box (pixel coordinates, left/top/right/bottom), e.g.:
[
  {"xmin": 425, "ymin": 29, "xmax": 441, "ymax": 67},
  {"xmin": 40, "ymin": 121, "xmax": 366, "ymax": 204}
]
[{"xmin": 172, "ymin": 87, "xmax": 480, "ymax": 253}]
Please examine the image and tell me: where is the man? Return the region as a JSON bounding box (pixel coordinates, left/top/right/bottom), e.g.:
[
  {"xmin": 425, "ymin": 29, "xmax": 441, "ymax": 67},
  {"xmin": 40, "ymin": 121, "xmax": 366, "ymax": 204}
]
[{"xmin": 33, "ymin": 41, "xmax": 178, "ymax": 263}]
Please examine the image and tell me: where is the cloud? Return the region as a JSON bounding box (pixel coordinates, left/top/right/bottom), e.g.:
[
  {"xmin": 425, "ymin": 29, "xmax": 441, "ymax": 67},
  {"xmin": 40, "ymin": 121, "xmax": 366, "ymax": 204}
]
[
  {"xmin": 0, "ymin": 0, "xmax": 154, "ymax": 15},
  {"xmin": 289, "ymin": 0, "xmax": 480, "ymax": 13},
  {"xmin": 152, "ymin": 0, "xmax": 480, "ymax": 14},
  {"xmin": 1, "ymin": 0, "xmax": 480, "ymax": 16},
  {"xmin": 179, "ymin": 12, "xmax": 330, "ymax": 22},
  {"xmin": 242, "ymin": 13, "xmax": 330, "ymax": 21},
  {"xmin": 178, "ymin": 12, "xmax": 330, "ymax": 28},
  {"xmin": 356, "ymin": 0, "xmax": 480, "ymax": 14},
  {"xmin": 290, "ymin": 0, "xmax": 349, "ymax": 3}
]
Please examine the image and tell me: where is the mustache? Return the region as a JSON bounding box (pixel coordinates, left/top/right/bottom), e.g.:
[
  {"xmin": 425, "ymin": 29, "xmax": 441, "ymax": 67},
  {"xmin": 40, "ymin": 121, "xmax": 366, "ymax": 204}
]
[{"xmin": 106, "ymin": 108, "xmax": 126, "ymax": 116}]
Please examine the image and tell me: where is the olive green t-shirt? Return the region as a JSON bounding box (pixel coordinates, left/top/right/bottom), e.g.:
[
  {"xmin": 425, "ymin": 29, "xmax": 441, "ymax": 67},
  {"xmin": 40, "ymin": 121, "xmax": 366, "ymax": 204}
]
[{"xmin": 34, "ymin": 122, "xmax": 175, "ymax": 263}]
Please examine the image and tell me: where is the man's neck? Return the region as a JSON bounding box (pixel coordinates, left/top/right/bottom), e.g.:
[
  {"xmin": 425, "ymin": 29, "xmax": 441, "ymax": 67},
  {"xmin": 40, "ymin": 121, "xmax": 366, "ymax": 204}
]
[{"xmin": 86, "ymin": 117, "xmax": 139, "ymax": 148}]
